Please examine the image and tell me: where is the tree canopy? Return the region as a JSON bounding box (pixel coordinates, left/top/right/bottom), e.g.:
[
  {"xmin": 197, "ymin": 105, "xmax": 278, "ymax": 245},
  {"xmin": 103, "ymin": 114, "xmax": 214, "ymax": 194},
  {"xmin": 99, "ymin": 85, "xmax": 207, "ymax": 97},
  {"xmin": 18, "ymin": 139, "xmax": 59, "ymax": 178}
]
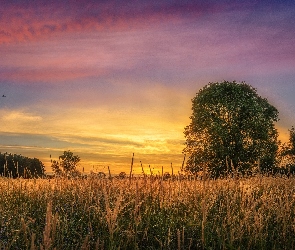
[
  {"xmin": 51, "ymin": 150, "xmax": 81, "ymax": 177},
  {"xmin": 280, "ymin": 126, "xmax": 295, "ymax": 169},
  {"xmin": 183, "ymin": 81, "xmax": 279, "ymax": 177},
  {"xmin": 286, "ymin": 127, "xmax": 295, "ymax": 156}
]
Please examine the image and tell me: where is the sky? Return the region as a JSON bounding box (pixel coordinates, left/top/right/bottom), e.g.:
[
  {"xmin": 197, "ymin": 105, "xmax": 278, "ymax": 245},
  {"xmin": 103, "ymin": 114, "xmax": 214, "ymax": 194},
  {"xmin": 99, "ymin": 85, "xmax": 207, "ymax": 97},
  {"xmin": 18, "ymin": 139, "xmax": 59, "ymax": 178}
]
[{"xmin": 0, "ymin": 0, "xmax": 295, "ymax": 174}]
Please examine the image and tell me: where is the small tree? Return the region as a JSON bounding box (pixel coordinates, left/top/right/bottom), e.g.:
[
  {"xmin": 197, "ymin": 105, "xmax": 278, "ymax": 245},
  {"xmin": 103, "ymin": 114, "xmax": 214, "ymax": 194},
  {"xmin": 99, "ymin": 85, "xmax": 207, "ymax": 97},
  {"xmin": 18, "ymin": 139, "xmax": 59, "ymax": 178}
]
[
  {"xmin": 51, "ymin": 151, "xmax": 81, "ymax": 177},
  {"xmin": 118, "ymin": 172, "xmax": 127, "ymax": 179},
  {"xmin": 286, "ymin": 127, "xmax": 295, "ymax": 155},
  {"xmin": 163, "ymin": 172, "xmax": 171, "ymax": 180},
  {"xmin": 280, "ymin": 127, "xmax": 295, "ymax": 170},
  {"xmin": 184, "ymin": 81, "xmax": 279, "ymax": 177}
]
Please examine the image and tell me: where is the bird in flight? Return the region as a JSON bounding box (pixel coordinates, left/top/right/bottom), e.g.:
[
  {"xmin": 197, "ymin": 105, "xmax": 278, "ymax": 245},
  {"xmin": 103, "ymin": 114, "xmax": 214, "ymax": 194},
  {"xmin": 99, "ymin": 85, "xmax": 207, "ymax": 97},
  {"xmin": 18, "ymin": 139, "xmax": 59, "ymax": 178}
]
[{"xmin": 2, "ymin": 95, "xmax": 6, "ymax": 97}]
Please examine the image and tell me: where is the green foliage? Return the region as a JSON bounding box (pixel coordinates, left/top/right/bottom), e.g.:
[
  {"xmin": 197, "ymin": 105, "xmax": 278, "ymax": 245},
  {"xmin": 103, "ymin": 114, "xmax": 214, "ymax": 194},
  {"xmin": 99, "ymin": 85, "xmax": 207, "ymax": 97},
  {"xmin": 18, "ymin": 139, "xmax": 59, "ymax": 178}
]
[
  {"xmin": 0, "ymin": 152, "xmax": 45, "ymax": 178},
  {"xmin": 51, "ymin": 151, "xmax": 81, "ymax": 177},
  {"xmin": 184, "ymin": 81, "xmax": 279, "ymax": 177},
  {"xmin": 279, "ymin": 126, "xmax": 295, "ymax": 170},
  {"xmin": 282, "ymin": 127, "xmax": 295, "ymax": 156},
  {"xmin": 289, "ymin": 127, "xmax": 295, "ymax": 153}
]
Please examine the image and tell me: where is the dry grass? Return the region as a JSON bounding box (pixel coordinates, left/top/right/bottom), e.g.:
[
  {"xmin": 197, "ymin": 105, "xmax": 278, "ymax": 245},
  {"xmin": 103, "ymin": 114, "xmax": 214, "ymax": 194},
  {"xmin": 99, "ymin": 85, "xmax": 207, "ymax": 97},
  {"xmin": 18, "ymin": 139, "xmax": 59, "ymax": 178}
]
[{"xmin": 0, "ymin": 175, "xmax": 295, "ymax": 249}]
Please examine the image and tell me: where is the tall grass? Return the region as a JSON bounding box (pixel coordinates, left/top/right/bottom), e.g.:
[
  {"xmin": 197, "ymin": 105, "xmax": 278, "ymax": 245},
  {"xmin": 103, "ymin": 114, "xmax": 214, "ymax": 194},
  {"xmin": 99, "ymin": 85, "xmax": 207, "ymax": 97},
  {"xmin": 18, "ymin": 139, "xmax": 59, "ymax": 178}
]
[{"xmin": 1, "ymin": 175, "xmax": 295, "ymax": 249}]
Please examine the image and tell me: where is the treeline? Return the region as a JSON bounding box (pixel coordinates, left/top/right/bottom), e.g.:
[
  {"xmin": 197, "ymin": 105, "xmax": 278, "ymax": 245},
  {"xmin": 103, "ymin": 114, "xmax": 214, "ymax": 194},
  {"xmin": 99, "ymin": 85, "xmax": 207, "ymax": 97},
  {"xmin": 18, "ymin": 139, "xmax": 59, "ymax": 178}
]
[{"xmin": 0, "ymin": 152, "xmax": 45, "ymax": 178}]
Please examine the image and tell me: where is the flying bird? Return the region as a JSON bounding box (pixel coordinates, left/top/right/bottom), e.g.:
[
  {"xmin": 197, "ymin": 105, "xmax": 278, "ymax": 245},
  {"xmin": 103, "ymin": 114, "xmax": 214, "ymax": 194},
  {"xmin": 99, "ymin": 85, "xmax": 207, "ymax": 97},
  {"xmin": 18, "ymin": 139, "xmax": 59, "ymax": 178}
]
[{"xmin": 2, "ymin": 95, "xmax": 6, "ymax": 97}]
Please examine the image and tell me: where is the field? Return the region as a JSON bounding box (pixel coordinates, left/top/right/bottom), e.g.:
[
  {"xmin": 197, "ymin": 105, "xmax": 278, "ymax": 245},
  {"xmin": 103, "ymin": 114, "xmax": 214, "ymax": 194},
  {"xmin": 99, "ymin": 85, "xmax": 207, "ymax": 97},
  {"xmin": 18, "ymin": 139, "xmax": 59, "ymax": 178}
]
[{"xmin": 1, "ymin": 175, "xmax": 295, "ymax": 249}]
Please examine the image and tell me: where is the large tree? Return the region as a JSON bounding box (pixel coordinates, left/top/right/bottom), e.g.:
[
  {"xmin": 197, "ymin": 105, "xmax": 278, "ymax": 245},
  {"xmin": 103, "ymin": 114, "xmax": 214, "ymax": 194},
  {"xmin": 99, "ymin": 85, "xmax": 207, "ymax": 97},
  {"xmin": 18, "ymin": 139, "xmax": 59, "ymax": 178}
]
[{"xmin": 183, "ymin": 81, "xmax": 279, "ymax": 177}]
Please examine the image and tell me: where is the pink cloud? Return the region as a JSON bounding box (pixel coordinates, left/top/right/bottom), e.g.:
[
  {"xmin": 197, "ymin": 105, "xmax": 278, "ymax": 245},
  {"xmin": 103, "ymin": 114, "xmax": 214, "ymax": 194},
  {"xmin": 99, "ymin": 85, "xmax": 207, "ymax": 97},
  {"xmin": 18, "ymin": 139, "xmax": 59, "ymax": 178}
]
[
  {"xmin": 0, "ymin": 2, "xmax": 177, "ymax": 44},
  {"xmin": 0, "ymin": 67, "xmax": 107, "ymax": 83},
  {"xmin": 1, "ymin": 1, "xmax": 247, "ymax": 44}
]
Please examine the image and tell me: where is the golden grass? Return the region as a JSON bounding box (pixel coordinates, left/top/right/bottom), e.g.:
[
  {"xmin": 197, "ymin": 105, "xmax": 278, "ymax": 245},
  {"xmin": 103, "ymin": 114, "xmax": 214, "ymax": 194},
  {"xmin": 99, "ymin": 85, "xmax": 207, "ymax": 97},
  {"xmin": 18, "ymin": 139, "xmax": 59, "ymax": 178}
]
[{"xmin": 0, "ymin": 175, "xmax": 295, "ymax": 249}]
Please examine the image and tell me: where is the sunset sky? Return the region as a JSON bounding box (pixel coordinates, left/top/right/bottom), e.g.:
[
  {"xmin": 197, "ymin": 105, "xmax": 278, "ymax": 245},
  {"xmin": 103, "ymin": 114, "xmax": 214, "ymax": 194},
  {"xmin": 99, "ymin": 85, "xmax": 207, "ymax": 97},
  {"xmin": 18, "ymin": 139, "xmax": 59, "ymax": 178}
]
[{"xmin": 1, "ymin": 0, "xmax": 295, "ymax": 174}]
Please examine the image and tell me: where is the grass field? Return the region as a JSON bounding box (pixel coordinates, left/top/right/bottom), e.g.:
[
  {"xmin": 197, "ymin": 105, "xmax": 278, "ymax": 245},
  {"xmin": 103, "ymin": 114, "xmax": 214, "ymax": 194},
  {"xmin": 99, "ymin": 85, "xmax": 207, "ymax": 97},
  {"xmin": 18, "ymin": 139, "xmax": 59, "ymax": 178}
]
[{"xmin": 1, "ymin": 175, "xmax": 295, "ymax": 249}]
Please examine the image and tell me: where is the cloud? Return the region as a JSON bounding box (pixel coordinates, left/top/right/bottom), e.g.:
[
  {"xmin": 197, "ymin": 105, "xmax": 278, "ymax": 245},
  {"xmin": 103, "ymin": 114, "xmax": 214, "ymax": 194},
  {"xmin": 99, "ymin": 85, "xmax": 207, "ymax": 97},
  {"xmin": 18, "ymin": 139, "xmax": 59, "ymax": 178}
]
[
  {"xmin": 0, "ymin": 119, "xmax": 186, "ymax": 173},
  {"xmin": 1, "ymin": 110, "xmax": 42, "ymax": 122},
  {"xmin": 1, "ymin": 1, "xmax": 294, "ymax": 87},
  {"xmin": 2, "ymin": 0, "xmax": 288, "ymax": 44},
  {"xmin": 0, "ymin": 67, "xmax": 107, "ymax": 83},
  {"xmin": 0, "ymin": 109, "xmax": 44, "ymax": 136},
  {"xmin": 0, "ymin": 132, "xmax": 65, "ymax": 148},
  {"xmin": 0, "ymin": 1, "xmax": 177, "ymax": 44}
]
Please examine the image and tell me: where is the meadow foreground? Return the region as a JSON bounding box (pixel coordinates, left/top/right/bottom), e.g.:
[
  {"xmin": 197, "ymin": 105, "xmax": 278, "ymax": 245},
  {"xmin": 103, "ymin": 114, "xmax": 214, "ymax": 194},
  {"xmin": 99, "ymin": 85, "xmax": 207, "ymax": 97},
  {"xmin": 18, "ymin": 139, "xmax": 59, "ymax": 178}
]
[{"xmin": 0, "ymin": 175, "xmax": 295, "ymax": 249}]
